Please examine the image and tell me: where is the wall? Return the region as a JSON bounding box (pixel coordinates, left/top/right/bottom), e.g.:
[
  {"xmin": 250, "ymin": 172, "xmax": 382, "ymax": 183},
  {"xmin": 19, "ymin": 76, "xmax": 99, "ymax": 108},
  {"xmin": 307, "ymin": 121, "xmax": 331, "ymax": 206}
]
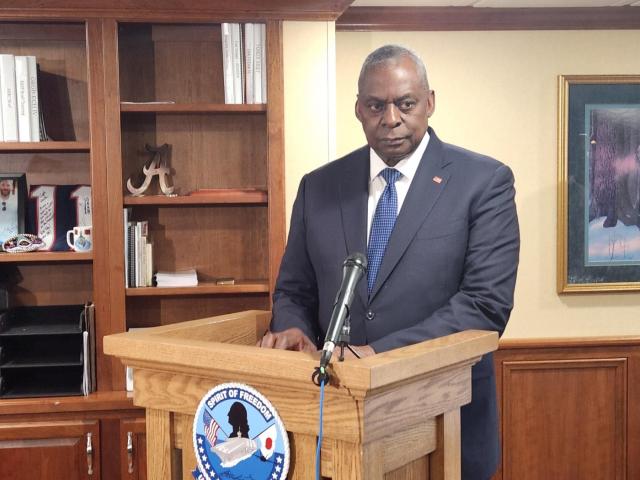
[
  {"xmin": 335, "ymin": 30, "xmax": 640, "ymax": 338},
  {"xmin": 282, "ymin": 21, "xmax": 336, "ymax": 226}
]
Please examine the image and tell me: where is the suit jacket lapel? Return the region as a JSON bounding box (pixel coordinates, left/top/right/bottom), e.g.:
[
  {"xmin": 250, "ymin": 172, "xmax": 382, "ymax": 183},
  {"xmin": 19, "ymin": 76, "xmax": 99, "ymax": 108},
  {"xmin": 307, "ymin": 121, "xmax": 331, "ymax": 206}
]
[
  {"xmin": 339, "ymin": 146, "xmax": 369, "ymax": 309},
  {"xmin": 369, "ymin": 129, "xmax": 451, "ymax": 301}
]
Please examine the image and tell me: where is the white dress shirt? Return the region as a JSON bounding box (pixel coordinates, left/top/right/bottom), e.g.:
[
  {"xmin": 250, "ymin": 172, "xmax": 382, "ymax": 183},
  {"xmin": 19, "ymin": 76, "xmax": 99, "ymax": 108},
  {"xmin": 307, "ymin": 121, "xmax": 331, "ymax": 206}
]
[{"xmin": 367, "ymin": 131, "xmax": 431, "ymax": 242}]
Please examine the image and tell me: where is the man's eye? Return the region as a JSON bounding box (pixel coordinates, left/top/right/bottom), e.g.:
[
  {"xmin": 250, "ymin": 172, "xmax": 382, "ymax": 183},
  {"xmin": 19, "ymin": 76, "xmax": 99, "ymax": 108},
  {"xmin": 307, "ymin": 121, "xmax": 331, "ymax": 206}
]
[
  {"xmin": 368, "ymin": 103, "xmax": 383, "ymax": 113},
  {"xmin": 399, "ymin": 100, "xmax": 416, "ymax": 111}
]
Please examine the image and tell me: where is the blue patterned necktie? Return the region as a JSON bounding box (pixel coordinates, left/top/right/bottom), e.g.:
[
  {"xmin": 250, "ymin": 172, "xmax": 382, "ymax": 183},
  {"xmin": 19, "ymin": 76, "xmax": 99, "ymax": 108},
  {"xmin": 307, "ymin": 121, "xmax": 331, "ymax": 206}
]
[{"xmin": 367, "ymin": 167, "xmax": 402, "ymax": 295}]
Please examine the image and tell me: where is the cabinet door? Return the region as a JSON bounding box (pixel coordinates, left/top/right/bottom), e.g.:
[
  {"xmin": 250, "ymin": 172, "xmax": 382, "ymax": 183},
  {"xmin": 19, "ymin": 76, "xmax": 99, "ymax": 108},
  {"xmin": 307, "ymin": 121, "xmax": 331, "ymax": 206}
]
[
  {"xmin": 0, "ymin": 419, "xmax": 100, "ymax": 480},
  {"xmin": 120, "ymin": 417, "xmax": 146, "ymax": 480}
]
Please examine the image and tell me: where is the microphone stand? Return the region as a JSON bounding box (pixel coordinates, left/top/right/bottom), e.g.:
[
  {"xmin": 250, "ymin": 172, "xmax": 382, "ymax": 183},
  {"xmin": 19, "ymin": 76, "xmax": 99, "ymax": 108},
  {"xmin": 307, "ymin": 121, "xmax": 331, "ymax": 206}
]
[{"xmin": 313, "ymin": 313, "xmax": 361, "ymax": 386}]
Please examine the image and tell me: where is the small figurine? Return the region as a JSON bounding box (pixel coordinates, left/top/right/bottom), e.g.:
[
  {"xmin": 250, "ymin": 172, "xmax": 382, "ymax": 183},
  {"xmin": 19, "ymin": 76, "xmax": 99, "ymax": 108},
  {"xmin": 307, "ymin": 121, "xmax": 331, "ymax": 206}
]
[{"xmin": 126, "ymin": 143, "xmax": 175, "ymax": 197}]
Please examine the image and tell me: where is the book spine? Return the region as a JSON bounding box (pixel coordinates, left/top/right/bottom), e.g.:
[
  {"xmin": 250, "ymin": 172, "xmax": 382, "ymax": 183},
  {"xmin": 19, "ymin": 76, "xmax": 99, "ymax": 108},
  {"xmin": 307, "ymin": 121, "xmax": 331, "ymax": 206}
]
[
  {"xmin": 221, "ymin": 23, "xmax": 234, "ymax": 104},
  {"xmin": 231, "ymin": 23, "xmax": 243, "ymax": 104},
  {"xmin": 26, "ymin": 56, "xmax": 40, "ymax": 142},
  {"xmin": 145, "ymin": 242, "xmax": 153, "ymax": 287},
  {"xmin": 244, "ymin": 23, "xmax": 254, "ymax": 104},
  {"xmin": 134, "ymin": 222, "xmax": 142, "ymax": 287},
  {"xmin": 14, "ymin": 56, "xmax": 31, "ymax": 142},
  {"xmin": 127, "ymin": 223, "xmax": 136, "ymax": 288},
  {"xmin": 260, "ymin": 24, "xmax": 267, "ymax": 103},
  {"xmin": 0, "ymin": 54, "xmax": 18, "ymax": 142},
  {"xmin": 253, "ymin": 24, "xmax": 262, "ymax": 104},
  {"xmin": 123, "ymin": 208, "xmax": 130, "ymax": 286}
]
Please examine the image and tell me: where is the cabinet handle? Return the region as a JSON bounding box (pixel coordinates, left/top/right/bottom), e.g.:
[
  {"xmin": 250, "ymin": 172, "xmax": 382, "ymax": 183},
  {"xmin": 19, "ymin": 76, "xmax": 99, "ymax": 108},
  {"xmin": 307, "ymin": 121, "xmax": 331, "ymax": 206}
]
[
  {"xmin": 127, "ymin": 431, "xmax": 134, "ymax": 474},
  {"xmin": 86, "ymin": 432, "xmax": 94, "ymax": 476}
]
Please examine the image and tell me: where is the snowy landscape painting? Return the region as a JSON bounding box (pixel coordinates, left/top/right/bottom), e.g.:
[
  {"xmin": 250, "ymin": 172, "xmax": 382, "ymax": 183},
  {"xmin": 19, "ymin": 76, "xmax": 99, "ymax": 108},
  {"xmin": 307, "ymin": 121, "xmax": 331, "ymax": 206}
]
[{"xmin": 585, "ymin": 106, "xmax": 640, "ymax": 266}]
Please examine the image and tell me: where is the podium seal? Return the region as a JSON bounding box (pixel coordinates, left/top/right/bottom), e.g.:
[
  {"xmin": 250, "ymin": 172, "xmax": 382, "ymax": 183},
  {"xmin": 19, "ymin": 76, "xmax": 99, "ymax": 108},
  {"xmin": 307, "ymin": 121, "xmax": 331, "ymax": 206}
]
[{"xmin": 192, "ymin": 383, "xmax": 290, "ymax": 480}]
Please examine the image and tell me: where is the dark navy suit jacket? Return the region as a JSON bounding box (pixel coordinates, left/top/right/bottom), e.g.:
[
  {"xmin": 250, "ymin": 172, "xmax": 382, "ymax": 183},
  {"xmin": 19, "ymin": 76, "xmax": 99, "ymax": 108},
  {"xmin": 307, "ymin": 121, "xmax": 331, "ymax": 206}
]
[{"xmin": 271, "ymin": 128, "xmax": 520, "ymax": 480}]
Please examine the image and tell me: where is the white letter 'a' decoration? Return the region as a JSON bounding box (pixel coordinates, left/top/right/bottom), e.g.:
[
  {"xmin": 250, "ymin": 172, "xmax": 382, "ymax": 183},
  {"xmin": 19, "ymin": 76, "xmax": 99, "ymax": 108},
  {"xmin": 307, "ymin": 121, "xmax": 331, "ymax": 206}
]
[{"xmin": 127, "ymin": 143, "xmax": 175, "ymax": 197}]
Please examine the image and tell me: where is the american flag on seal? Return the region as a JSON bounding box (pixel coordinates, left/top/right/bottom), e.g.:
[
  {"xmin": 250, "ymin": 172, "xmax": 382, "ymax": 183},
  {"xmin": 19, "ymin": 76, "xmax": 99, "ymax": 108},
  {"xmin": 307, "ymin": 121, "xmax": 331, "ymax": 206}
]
[{"xmin": 203, "ymin": 410, "xmax": 220, "ymax": 447}]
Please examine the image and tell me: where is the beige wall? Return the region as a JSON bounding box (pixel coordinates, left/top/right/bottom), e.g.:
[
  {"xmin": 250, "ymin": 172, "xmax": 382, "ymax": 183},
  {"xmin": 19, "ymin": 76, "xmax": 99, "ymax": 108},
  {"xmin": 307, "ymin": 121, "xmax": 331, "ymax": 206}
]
[
  {"xmin": 283, "ymin": 21, "xmax": 335, "ymax": 226},
  {"xmin": 336, "ymin": 30, "xmax": 640, "ymax": 338}
]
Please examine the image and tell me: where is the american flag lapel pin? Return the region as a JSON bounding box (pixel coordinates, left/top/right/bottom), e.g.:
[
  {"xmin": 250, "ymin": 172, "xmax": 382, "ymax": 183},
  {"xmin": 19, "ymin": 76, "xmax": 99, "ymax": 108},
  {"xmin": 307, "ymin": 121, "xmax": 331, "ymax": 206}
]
[{"xmin": 432, "ymin": 176, "xmax": 443, "ymax": 184}]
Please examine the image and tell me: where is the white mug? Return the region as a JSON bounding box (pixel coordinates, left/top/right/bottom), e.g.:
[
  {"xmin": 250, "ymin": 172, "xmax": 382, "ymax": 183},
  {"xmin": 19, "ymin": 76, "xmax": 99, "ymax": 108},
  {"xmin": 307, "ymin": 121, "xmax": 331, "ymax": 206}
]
[{"xmin": 67, "ymin": 225, "xmax": 93, "ymax": 252}]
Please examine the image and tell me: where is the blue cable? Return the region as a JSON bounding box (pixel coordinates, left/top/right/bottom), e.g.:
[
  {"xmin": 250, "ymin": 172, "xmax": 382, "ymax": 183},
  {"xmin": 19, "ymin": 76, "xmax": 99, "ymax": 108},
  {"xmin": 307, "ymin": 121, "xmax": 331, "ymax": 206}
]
[{"xmin": 315, "ymin": 371, "xmax": 326, "ymax": 480}]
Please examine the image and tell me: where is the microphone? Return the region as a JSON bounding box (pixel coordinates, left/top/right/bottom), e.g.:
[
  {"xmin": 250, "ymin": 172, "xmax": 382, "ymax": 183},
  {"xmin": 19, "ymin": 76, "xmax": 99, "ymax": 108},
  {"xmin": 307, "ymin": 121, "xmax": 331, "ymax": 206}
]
[{"xmin": 319, "ymin": 252, "xmax": 367, "ymax": 369}]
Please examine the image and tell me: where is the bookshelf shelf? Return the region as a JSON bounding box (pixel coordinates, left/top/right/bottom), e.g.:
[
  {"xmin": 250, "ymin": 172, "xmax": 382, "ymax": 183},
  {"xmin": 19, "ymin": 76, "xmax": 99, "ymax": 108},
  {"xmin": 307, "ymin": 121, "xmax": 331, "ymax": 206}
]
[
  {"xmin": 0, "ymin": 252, "xmax": 93, "ymax": 263},
  {"xmin": 123, "ymin": 189, "xmax": 268, "ymax": 206},
  {"xmin": 0, "ymin": 141, "xmax": 91, "ymax": 152},
  {"xmin": 125, "ymin": 280, "xmax": 269, "ymax": 297},
  {"xmin": 120, "ymin": 103, "xmax": 267, "ymax": 114}
]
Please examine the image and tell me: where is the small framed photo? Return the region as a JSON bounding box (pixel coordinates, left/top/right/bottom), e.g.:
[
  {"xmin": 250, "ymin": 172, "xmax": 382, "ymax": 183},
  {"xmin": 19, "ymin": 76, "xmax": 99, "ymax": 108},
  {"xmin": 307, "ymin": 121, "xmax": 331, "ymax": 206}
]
[
  {"xmin": 0, "ymin": 174, "xmax": 27, "ymax": 245},
  {"xmin": 558, "ymin": 75, "xmax": 640, "ymax": 292}
]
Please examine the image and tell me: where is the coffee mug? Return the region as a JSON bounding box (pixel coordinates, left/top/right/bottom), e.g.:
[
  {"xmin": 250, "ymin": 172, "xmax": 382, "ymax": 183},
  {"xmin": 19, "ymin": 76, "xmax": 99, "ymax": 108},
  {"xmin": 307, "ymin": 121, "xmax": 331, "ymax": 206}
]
[{"xmin": 67, "ymin": 225, "xmax": 93, "ymax": 252}]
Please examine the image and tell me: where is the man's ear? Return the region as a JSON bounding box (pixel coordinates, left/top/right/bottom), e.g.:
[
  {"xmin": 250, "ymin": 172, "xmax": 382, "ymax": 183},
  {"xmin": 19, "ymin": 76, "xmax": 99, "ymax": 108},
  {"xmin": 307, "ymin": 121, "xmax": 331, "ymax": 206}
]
[
  {"xmin": 426, "ymin": 89, "xmax": 436, "ymax": 118},
  {"xmin": 354, "ymin": 97, "xmax": 362, "ymax": 122}
]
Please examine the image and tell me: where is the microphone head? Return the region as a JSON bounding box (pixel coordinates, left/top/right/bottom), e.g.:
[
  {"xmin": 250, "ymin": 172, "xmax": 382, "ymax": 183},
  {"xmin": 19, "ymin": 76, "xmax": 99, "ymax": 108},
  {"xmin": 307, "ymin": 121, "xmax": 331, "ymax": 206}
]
[{"xmin": 344, "ymin": 252, "xmax": 367, "ymax": 272}]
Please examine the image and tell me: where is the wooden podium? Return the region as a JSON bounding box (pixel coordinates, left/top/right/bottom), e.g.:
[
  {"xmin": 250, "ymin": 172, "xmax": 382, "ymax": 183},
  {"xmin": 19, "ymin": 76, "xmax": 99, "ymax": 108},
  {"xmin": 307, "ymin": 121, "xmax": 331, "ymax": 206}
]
[{"xmin": 104, "ymin": 310, "xmax": 497, "ymax": 480}]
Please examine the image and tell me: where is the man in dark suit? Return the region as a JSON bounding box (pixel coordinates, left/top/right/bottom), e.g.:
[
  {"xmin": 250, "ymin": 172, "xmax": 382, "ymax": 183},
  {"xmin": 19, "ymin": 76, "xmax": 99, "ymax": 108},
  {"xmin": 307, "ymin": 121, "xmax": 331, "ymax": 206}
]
[{"xmin": 259, "ymin": 44, "xmax": 519, "ymax": 480}]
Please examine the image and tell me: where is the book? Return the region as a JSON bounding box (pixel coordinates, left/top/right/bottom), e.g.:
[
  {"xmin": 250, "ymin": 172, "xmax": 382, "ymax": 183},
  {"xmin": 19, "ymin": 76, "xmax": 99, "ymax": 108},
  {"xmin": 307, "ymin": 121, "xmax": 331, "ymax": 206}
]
[
  {"xmin": 155, "ymin": 268, "xmax": 198, "ymax": 287},
  {"xmin": 254, "ymin": 24, "xmax": 263, "ymax": 104},
  {"xmin": 14, "ymin": 56, "xmax": 31, "ymax": 142},
  {"xmin": 0, "ymin": 54, "xmax": 18, "ymax": 142},
  {"xmin": 244, "ymin": 23, "xmax": 254, "ymax": 104},
  {"xmin": 26, "ymin": 56, "xmax": 40, "ymax": 142},
  {"xmin": 231, "ymin": 23, "xmax": 244, "ymax": 104},
  {"xmin": 260, "ymin": 23, "xmax": 267, "ymax": 103},
  {"xmin": 221, "ymin": 23, "xmax": 234, "ymax": 104}
]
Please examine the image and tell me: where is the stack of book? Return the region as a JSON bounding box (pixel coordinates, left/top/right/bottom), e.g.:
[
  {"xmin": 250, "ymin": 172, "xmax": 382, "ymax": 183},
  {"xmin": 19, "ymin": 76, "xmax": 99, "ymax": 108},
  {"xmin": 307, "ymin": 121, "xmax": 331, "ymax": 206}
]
[
  {"xmin": 0, "ymin": 54, "xmax": 42, "ymax": 142},
  {"xmin": 155, "ymin": 269, "xmax": 198, "ymax": 288},
  {"xmin": 221, "ymin": 23, "xmax": 267, "ymax": 104},
  {"xmin": 123, "ymin": 208, "xmax": 154, "ymax": 288}
]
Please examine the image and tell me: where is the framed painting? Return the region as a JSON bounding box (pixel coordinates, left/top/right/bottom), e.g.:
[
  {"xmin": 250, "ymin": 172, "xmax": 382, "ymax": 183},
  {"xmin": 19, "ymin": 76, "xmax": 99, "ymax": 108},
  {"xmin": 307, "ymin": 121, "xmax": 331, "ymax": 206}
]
[{"xmin": 558, "ymin": 75, "xmax": 640, "ymax": 292}]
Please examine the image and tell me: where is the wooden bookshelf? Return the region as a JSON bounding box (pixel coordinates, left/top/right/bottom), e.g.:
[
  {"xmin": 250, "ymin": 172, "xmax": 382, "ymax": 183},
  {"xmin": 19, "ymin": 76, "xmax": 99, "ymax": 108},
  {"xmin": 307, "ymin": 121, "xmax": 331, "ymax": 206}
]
[
  {"xmin": 120, "ymin": 102, "xmax": 266, "ymax": 113},
  {"xmin": 0, "ymin": 1, "xmax": 349, "ymax": 477},
  {"xmin": 0, "ymin": 252, "xmax": 92, "ymax": 263},
  {"xmin": 125, "ymin": 280, "xmax": 269, "ymax": 296},
  {"xmin": 0, "ymin": 141, "xmax": 91, "ymax": 152},
  {"xmin": 123, "ymin": 189, "xmax": 268, "ymax": 205}
]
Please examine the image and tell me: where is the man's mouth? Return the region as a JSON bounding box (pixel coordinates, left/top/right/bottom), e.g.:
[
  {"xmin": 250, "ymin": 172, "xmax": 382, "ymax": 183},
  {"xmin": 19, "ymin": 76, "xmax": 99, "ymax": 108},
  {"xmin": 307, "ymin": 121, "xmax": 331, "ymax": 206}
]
[{"xmin": 382, "ymin": 137, "xmax": 406, "ymax": 146}]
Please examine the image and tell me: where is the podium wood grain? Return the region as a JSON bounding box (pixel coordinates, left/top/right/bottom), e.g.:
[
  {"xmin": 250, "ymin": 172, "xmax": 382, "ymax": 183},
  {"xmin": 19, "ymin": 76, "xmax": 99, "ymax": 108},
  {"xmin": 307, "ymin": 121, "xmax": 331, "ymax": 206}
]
[{"xmin": 104, "ymin": 310, "xmax": 497, "ymax": 479}]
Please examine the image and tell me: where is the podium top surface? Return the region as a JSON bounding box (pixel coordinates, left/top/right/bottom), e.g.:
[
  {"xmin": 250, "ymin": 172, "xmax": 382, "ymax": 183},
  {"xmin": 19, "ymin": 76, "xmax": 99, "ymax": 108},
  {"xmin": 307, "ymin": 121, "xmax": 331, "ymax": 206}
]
[{"xmin": 104, "ymin": 310, "xmax": 498, "ymax": 393}]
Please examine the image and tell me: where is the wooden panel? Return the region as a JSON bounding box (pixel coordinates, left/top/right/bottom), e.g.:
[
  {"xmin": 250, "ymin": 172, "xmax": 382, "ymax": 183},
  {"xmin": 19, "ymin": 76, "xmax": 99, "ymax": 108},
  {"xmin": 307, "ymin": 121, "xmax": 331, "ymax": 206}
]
[
  {"xmin": 500, "ymin": 356, "xmax": 627, "ymax": 480},
  {"xmin": 146, "ymin": 408, "xmax": 172, "ymax": 480},
  {"xmin": 0, "ymin": 141, "xmax": 90, "ymax": 152},
  {"xmin": 120, "ymin": 416, "xmax": 147, "ymax": 480},
  {"xmin": 0, "ymin": 0, "xmax": 354, "ymax": 22},
  {"xmin": 266, "ymin": 20, "xmax": 286, "ymax": 298},
  {"xmin": 120, "ymin": 113, "xmax": 268, "ymax": 193},
  {"xmin": 127, "ymin": 206, "xmax": 268, "ymax": 279},
  {"xmin": 289, "ymin": 432, "xmax": 316, "ymax": 480},
  {"xmin": 0, "ymin": 251, "xmax": 92, "ymax": 263},
  {"xmin": 125, "ymin": 281, "xmax": 269, "ymax": 297},
  {"xmin": 386, "ymin": 457, "xmax": 429, "ymax": 480},
  {"xmin": 0, "ymin": 21, "xmax": 88, "ymax": 141},
  {"xmin": 125, "ymin": 294, "xmax": 270, "ymax": 328},
  {"xmin": 121, "ymin": 103, "xmax": 266, "ymax": 113},
  {"xmin": 0, "ymin": 152, "xmax": 90, "ymax": 186},
  {"xmin": 0, "ymin": 419, "xmax": 100, "ymax": 480},
  {"xmin": 3, "ymin": 262, "xmax": 92, "ymax": 306},
  {"xmin": 337, "ymin": 6, "xmax": 640, "ymax": 31},
  {"xmin": 429, "ymin": 411, "xmax": 460, "ymax": 480}
]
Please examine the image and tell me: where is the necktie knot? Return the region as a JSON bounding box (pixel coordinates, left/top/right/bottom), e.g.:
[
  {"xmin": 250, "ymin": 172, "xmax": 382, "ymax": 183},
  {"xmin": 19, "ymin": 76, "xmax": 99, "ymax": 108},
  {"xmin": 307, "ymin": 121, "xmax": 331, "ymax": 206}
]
[{"xmin": 381, "ymin": 167, "xmax": 401, "ymax": 185}]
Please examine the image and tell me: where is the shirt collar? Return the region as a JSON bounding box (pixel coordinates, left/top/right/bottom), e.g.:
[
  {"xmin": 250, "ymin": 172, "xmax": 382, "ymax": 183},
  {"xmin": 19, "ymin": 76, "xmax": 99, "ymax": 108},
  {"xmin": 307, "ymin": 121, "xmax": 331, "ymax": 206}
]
[{"xmin": 369, "ymin": 130, "xmax": 431, "ymax": 183}]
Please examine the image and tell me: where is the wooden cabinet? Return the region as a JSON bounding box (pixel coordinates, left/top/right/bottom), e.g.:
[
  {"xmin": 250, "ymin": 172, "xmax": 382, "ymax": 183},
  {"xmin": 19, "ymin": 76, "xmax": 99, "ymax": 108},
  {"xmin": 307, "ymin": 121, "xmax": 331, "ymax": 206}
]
[
  {"xmin": 120, "ymin": 417, "xmax": 147, "ymax": 480},
  {"xmin": 0, "ymin": 419, "xmax": 100, "ymax": 480},
  {"xmin": 0, "ymin": 1, "xmax": 350, "ymax": 478}
]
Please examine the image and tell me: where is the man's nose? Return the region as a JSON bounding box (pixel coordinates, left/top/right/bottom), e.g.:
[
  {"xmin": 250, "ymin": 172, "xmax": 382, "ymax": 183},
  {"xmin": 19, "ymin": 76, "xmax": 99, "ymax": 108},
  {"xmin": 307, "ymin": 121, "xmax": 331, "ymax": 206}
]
[{"xmin": 381, "ymin": 103, "xmax": 401, "ymax": 128}]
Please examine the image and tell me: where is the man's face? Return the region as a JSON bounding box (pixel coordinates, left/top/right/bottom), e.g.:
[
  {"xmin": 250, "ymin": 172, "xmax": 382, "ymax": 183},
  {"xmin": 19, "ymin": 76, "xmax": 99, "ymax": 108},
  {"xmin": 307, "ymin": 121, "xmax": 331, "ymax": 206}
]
[
  {"xmin": 0, "ymin": 181, "xmax": 11, "ymax": 198},
  {"xmin": 355, "ymin": 57, "xmax": 435, "ymax": 166}
]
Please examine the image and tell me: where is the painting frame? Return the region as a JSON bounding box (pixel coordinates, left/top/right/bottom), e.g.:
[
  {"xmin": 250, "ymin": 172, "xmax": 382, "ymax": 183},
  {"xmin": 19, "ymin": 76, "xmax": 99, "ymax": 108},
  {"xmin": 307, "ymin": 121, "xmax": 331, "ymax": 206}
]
[
  {"xmin": 558, "ymin": 75, "xmax": 640, "ymax": 292},
  {"xmin": 0, "ymin": 173, "xmax": 27, "ymax": 247}
]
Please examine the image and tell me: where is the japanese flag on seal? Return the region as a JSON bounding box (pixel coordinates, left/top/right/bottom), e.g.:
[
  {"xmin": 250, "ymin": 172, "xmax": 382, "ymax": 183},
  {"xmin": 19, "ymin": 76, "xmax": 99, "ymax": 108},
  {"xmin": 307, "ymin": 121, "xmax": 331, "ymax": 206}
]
[{"xmin": 257, "ymin": 424, "xmax": 277, "ymax": 460}]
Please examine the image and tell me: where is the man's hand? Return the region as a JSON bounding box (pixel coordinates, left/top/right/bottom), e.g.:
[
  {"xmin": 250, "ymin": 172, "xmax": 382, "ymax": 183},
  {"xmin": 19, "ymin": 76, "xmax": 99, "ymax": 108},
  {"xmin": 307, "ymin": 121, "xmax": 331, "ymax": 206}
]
[{"xmin": 257, "ymin": 327, "xmax": 317, "ymax": 353}]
